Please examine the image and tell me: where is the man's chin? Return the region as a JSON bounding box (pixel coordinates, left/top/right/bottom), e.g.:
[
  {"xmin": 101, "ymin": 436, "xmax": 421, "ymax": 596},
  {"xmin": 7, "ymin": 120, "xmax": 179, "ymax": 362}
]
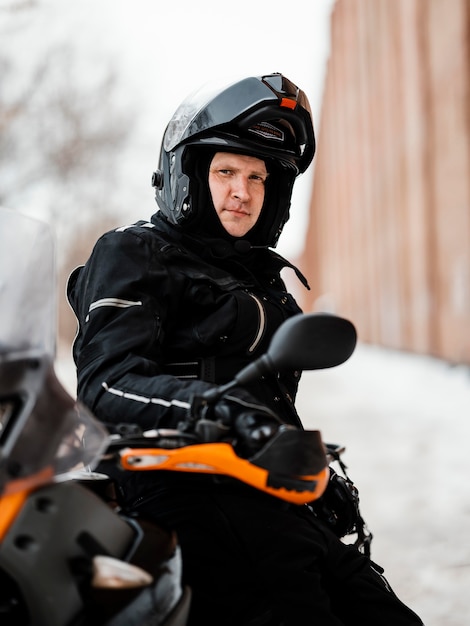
[{"xmin": 220, "ymin": 221, "xmax": 252, "ymax": 239}]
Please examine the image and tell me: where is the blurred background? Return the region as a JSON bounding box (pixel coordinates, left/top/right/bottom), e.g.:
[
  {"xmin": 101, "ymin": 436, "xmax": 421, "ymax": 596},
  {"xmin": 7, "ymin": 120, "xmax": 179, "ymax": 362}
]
[
  {"xmin": 2, "ymin": 1, "xmax": 470, "ymax": 624},
  {"xmin": 299, "ymin": 0, "xmax": 470, "ymax": 367}
]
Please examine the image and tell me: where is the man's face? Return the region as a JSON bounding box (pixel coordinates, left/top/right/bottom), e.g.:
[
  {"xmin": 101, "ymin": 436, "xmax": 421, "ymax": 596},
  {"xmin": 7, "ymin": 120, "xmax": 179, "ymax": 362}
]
[{"xmin": 208, "ymin": 152, "xmax": 268, "ymax": 238}]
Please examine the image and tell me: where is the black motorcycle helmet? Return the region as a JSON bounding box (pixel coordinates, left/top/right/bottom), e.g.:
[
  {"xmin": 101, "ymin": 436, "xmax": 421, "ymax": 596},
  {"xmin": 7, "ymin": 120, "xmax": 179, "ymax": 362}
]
[{"xmin": 152, "ymin": 73, "xmax": 316, "ymax": 248}]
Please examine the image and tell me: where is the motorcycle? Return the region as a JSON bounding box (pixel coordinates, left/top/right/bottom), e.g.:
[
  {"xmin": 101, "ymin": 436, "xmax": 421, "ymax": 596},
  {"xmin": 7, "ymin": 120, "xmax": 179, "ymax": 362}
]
[
  {"xmin": 0, "ymin": 209, "xmax": 371, "ymax": 626},
  {"xmin": 0, "ymin": 209, "xmax": 191, "ymax": 626}
]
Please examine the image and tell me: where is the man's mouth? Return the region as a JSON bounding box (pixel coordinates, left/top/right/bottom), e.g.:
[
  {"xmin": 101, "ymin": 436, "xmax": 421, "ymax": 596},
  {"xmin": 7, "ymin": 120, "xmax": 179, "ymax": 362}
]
[{"xmin": 226, "ymin": 207, "xmax": 249, "ymax": 216}]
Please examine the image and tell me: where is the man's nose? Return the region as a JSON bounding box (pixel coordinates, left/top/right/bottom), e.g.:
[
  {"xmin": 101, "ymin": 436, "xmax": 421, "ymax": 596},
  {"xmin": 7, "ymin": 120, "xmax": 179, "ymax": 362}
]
[{"xmin": 231, "ymin": 176, "xmax": 251, "ymax": 201}]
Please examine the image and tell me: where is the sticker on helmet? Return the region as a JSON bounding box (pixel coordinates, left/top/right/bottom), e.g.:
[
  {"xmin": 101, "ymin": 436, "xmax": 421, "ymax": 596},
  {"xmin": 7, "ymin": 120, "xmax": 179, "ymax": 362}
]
[{"xmin": 248, "ymin": 122, "xmax": 284, "ymax": 142}]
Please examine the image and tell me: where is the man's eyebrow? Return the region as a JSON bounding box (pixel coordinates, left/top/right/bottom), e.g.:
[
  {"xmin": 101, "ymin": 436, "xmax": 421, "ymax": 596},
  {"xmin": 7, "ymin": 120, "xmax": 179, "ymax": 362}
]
[{"xmin": 210, "ymin": 160, "xmax": 268, "ymax": 177}]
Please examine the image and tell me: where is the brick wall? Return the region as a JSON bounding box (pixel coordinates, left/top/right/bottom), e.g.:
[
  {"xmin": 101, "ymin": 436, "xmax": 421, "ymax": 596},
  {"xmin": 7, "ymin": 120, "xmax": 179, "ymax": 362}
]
[{"xmin": 300, "ymin": 0, "xmax": 470, "ymax": 364}]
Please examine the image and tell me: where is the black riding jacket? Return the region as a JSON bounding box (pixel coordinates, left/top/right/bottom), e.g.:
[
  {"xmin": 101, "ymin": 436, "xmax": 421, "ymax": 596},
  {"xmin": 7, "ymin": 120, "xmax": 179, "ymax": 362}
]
[{"xmin": 67, "ymin": 214, "xmax": 308, "ymax": 435}]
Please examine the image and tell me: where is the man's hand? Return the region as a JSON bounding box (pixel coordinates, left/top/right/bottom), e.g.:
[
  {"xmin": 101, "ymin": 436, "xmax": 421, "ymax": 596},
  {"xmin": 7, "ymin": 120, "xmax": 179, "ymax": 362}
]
[
  {"xmin": 232, "ymin": 411, "xmax": 281, "ymax": 458},
  {"xmin": 199, "ymin": 388, "xmax": 283, "ymax": 457}
]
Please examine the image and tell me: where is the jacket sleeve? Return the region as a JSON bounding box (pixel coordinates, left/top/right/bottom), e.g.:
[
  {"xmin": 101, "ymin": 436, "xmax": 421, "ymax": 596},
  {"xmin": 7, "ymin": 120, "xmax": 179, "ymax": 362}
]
[{"xmin": 67, "ymin": 226, "xmax": 214, "ymax": 432}]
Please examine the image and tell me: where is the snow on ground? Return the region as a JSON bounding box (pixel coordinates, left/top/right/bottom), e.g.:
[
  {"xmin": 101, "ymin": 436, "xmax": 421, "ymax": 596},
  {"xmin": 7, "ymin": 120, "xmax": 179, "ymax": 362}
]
[
  {"xmin": 56, "ymin": 342, "xmax": 470, "ymax": 626},
  {"xmin": 295, "ymin": 344, "xmax": 470, "ymax": 626}
]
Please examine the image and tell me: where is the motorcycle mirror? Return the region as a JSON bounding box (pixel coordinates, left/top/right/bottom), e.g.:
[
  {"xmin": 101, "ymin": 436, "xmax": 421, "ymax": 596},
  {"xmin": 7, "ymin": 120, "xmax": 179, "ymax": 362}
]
[
  {"xmin": 234, "ymin": 313, "xmax": 357, "ymax": 387},
  {"xmin": 266, "ymin": 313, "xmax": 356, "ymax": 371},
  {"xmin": 204, "ymin": 313, "xmax": 357, "ymax": 401}
]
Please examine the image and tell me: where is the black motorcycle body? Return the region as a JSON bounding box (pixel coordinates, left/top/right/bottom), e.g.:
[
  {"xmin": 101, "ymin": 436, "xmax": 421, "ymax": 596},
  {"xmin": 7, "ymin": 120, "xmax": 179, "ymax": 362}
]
[{"xmin": 0, "ymin": 479, "xmax": 188, "ymax": 626}]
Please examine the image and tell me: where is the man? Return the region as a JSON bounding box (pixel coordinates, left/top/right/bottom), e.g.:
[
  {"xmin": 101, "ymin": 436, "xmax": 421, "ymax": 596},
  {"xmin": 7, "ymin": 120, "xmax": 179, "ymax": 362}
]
[{"xmin": 68, "ymin": 73, "xmax": 423, "ymax": 625}]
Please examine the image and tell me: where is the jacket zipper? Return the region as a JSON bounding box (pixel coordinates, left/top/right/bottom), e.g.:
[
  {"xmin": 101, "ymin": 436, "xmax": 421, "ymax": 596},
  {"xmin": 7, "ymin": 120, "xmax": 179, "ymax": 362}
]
[{"xmin": 247, "ymin": 292, "xmax": 266, "ymax": 353}]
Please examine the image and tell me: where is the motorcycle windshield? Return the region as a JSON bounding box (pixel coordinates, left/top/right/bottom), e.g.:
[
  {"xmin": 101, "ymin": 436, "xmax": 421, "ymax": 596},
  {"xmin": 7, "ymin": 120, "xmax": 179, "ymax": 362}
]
[
  {"xmin": 0, "ymin": 208, "xmax": 56, "ymax": 359},
  {"xmin": 0, "ymin": 209, "xmax": 108, "ymax": 495}
]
